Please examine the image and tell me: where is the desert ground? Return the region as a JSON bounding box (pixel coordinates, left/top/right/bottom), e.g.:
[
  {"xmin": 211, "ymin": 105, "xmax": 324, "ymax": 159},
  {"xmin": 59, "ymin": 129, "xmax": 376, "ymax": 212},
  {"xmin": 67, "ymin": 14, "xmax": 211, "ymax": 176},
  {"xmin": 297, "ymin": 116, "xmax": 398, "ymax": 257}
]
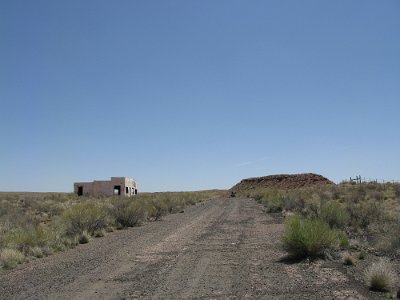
[{"xmin": 0, "ymin": 196, "xmax": 386, "ymax": 300}]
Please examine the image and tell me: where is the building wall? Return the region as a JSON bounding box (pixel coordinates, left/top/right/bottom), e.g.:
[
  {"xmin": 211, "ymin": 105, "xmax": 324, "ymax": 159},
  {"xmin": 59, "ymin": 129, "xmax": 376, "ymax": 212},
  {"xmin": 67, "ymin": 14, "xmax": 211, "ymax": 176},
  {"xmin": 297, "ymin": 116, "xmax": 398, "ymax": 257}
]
[
  {"xmin": 74, "ymin": 177, "xmax": 137, "ymax": 197},
  {"xmin": 73, "ymin": 182, "xmax": 94, "ymax": 196},
  {"xmin": 92, "ymin": 181, "xmax": 114, "ymax": 197}
]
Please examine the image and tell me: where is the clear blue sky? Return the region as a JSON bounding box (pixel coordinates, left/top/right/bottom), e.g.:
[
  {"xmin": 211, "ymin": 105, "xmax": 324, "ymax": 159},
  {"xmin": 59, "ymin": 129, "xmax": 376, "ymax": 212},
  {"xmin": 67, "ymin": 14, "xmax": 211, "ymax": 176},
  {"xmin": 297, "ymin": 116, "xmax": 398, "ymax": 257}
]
[{"xmin": 1, "ymin": 1, "xmax": 399, "ymax": 192}]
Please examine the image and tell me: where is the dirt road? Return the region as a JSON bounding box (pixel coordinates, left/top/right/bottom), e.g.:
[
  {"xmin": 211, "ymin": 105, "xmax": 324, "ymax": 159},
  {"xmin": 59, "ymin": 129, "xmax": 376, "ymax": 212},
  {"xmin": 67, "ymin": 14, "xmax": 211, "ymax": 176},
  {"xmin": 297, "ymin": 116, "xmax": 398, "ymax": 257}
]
[{"xmin": 0, "ymin": 197, "xmax": 379, "ymax": 299}]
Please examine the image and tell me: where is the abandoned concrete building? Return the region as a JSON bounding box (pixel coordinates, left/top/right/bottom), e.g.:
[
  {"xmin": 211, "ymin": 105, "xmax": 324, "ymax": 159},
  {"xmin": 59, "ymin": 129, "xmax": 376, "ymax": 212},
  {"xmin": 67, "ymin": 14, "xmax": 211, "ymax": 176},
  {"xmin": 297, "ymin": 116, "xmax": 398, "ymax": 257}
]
[{"xmin": 74, "ymin": 177, "xmax": 138, "ymax": 197}]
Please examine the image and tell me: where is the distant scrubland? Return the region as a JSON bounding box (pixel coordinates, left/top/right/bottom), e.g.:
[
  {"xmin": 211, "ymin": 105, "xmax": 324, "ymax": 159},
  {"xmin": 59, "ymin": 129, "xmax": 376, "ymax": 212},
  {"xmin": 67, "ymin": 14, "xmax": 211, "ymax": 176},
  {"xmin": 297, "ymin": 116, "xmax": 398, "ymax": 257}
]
[{"xmin": 0, "ymin": 190, "xmax": 224, "ymax": 270}]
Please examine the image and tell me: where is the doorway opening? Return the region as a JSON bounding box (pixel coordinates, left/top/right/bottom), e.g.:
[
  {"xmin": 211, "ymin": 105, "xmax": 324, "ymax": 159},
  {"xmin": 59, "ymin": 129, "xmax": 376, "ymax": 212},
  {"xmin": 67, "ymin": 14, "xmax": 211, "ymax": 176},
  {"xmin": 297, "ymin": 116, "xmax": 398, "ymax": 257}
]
[
  {"xmin": 113, "ymin": 185, "xmax": 121, "ymax": 196},
  {"xmin": 77, "ymin": 186, "xmax": 83, "ymax": 196}
]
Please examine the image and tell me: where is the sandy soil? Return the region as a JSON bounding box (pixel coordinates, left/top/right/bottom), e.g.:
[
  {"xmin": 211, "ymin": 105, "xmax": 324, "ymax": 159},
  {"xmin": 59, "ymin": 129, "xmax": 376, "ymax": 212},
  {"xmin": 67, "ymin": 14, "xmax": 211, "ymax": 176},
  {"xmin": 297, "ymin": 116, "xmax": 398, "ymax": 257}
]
[{"xmin": 0, "ymin": 197, "xmax": 383, "ymax": 299}]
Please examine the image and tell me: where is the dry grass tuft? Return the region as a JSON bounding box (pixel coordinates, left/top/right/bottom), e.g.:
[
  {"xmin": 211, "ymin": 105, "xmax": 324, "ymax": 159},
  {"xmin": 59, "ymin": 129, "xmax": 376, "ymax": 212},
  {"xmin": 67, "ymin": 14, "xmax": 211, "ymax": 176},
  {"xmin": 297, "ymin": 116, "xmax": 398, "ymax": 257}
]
[
  {"xmin": 78, "ymin": 231, "xmax": 90, "ymax": 244},
  {"xmin": 0, "ymin": 248, "xmax": 25, "ymax": 269},
  {"xmin": 365, "ymin": 259, "xmax": 397, "ymax": 292},
  {"xmin": 342, "ymin": 252, "xmax": 355, "ymax": 265}
]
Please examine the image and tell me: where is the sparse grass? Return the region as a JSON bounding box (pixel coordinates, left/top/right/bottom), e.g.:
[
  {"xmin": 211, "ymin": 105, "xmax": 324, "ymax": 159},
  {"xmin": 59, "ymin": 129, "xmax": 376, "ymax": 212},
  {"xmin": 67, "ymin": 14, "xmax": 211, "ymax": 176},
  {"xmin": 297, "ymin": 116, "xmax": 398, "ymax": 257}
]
[
  {"xmin": 0, "ymin": 248, "xmax": 25, "ymax": 269},
  {"xmin": 29, "ymin": 246, "xmax": 44, "ymax": 258},
  {"xmin": 358, "ymin": 250, "xmax": 367, "ymax": 260},
  {"xmin": 319, "ymin": 202, "xmax": 349, "ymax": 229},
  {"xmin": 245, "ymin": 183, "xmax": 400, "ymax": 256},
  {"xmin": 336, "ymin": 230, "xmax": 349, "ymax": 248},
  {"xmin": 93, "ymin": 229, "xmax": 105, "ymax": 238},
  {"xmin": 0, "ymin": 190, "xmax": 224, "ymax": 270},
  {"xmin": 365, "ymin": 259, "xmax": 397, "ymax": 292},
  {"xmin": 266, "ymin": 196, "xmax": 284, "ymax": 213},
  {"xmin": 282, "ymin": 215, "xmax": 342, "ymax": 258}
]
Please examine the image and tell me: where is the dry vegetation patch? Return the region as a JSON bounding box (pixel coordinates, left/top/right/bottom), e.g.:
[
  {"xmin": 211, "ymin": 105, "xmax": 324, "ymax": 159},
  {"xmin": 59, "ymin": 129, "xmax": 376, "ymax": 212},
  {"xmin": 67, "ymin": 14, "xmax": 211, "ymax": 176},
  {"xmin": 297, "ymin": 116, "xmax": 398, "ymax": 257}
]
[
  {"xmin": 239, "ymin": 178, "xmax": 400, "ymax": 296},
  {"xmin": 365, "ymin": 258, "xmax": 397, "ymax": 292},
  {"xmin": 0, "ymin": 190, "xmax": 225, "ymax": 270}
]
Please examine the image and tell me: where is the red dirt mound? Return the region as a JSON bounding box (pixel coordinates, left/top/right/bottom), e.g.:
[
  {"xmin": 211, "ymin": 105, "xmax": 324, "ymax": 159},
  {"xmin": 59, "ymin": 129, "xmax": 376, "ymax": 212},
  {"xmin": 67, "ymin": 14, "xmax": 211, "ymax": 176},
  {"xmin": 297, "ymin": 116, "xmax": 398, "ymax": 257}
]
[{"xmin": 231, "ymin": 173, "xmax": 334, "ymax": 192}]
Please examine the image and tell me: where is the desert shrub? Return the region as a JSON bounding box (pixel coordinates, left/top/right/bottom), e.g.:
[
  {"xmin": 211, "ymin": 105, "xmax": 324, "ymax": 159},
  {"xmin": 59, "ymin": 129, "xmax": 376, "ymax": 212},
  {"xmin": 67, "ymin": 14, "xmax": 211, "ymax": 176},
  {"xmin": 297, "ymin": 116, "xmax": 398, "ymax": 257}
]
[
  {"xmin": 320, "ymin": 202, "xmax": 350, "ymax": 229},
  {"xmin": 252, "ymin": 193, "xmax": 264, "ymax": 203},
  {"xmin": 365, "ymin": 259, "xmax": 397, "ymax": 292},
  {"xmin": 282, "ymin": 215, "xmax": 340, "ymax": 258},
  {"xmin": 259, "ymin": 190, "xmax": 285, "ymax": 212},
  {"xmin": 147, "ymin": 198, "xmax": 168, "ymax": 220},
  {"xmin": 299, "ymin": 193, "xmax": 323, "ymax": 218},
  {"xmin": 393, "ymin": 184, "xmax": 400, "ymax": 198},
  {"xmin": 282, "ymin": 195, "xmax": 302, "ymax": 211},
  {"xmin": 29, "ymin": 246, "xmax": 44, "ymax": 258},
  {"xmin": 369, "ymin": 191, "xmax": 384, "ymax": 202},
  {"xmin": 159, "ymin": 194, "xmax": 180, "ymax": 213},
  {"xmin": 330, "ymin": 186, "xmax": 342, "ymax": 200},
  {"xmin": 336, "ymin": 230, "xmax": 349, "ymax": 248},
  {"xmin": 346, "ymin": 187, "xmax": 367, "ymax": 203},
  {"xmin": 266, "ymin": 196, "xmax": 284, "ymax": 213},
  {"xmin": 183, "ymin": 192, "xmax": 201, "ymax": 206},
  {"xmin": 93, "ymin": 229, "xmax": 105, "ymax": 238},
  {"xmin": 358, "ymin": 250, "xmax": 367, "ymax": 260},
  {"xmin": 343, "ymin": 252, "xmax": 355, "ymax": 265},
  {"xmin": 346, "ymin": 200, "xmax": 386, "ymax": 229},
  {"xmin": 62, "ymin": 202, "xmax": 108, "ymax": 236},
  {"xmin": 0, "ymin": 248, "xmax": 25, "ymax": 269},
  {"xmin": 78, "ymin": 231, "xmax": 90, "ymax": 244},
  {"xmin": 5, "ymin": 226, "xmax": 51, "ymax": 254},
  {"xmin": 110, "ymin": 198, "xmax": 147, "ymax": 227}
]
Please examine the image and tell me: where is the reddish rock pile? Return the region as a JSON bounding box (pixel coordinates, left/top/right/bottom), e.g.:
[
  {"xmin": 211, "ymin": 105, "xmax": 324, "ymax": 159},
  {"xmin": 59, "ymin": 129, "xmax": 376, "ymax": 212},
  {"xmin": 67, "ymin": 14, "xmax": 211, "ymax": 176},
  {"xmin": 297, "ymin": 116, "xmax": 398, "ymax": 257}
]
[{"xmin": 231, "ymin": 173, "xmax": 334, "ymax": 192}]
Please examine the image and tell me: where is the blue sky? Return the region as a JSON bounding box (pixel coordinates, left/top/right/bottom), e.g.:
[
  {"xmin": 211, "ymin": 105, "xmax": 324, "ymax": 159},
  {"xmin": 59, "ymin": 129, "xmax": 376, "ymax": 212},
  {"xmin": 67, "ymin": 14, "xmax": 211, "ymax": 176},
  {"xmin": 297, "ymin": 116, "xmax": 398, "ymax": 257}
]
[{"xmin": 1, "ymin": 1, "xmax": 399, "ymax": 192}]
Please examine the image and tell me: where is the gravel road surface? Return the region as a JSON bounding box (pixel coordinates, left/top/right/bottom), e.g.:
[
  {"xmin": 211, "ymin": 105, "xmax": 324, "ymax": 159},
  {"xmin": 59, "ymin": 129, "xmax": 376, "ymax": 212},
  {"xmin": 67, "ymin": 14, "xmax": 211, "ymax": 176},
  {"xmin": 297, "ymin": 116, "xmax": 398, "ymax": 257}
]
[{"xmin": 0, "ymin": 197, "xmax": 380, "ymax": 299}]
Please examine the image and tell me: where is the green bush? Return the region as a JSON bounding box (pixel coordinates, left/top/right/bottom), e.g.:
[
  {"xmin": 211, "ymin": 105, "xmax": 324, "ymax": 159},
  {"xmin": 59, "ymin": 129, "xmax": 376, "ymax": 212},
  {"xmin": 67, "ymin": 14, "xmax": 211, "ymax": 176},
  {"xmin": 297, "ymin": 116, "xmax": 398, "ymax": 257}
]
[
  {"xmin": 347, "ymin": 200, "xmax": 386, "ymax": 229},
  {"xmin": 62, "ymin": 202, "xmax": 108, "ymax": 236},
  {"xmin": 282, "ymin": 215, "xmax": 340, "ymax": 258},
  {"xmin": 358, "ymin": 250, "xmax": 367, "ymax": 260},
  {"xmin": 282, "ymin": 195, "xmax": 303, "ymax": 211},
  {"xmin": 148, "ymin": 198, "xmax": 168, "ymax": 220},
  {"xmin": 110, "ymin": 198, "xmax": 147, "ymax": 227},
  {"xmin": 320, "ymin": 202, "xmax": 350, "ymax": 229},
  {"xmin": 253, "ymin": 193, "xmax": 264, "ymax": 203},
  {"xmin": 266, "ymin": 196, "xmax": 284, "ymax": 212},
  {"xmin": 336, "ymin": 230, "xmax": 349, "ymax": 248},
  {"xmin": 29, "ymin": 246, "xmax": 44, "ymax": 258},
  {"xmin": 303, "ymin": 195, "xmax": 321, "ymax": 218},
  {"xmin": 258, "ymin": 190, "xmax": 286, "ymax": 212},
  {"xmin": 93, "ymin": 229, "xmax": 105, "ymax": 238},
  {"xmin": 0, "ymin": 248, "xmax": 25, "ymax": 269},
  {"xmin": 5, "ymin": 226, "xmax": 51, "ymax": 254}
]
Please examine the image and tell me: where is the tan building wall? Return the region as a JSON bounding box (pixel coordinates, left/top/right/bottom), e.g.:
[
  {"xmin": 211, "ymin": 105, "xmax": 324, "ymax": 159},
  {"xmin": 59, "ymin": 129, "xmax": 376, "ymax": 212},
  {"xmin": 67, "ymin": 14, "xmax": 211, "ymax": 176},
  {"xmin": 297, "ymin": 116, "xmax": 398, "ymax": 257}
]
[{"xmin": 74, "ymin": 177, "xmax": 138, "ymax": 197}]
